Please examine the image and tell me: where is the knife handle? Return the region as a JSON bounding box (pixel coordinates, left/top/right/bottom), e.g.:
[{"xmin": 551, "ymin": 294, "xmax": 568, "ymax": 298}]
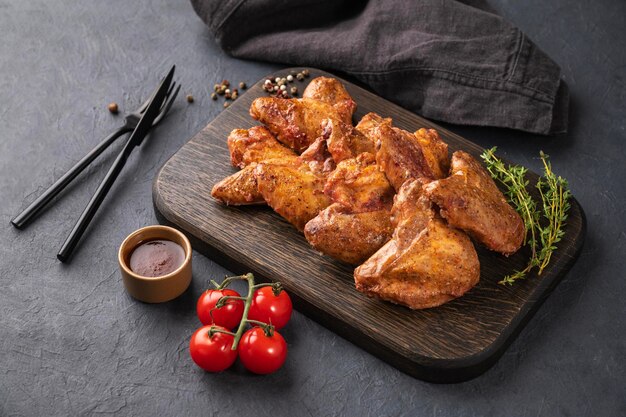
[
  {"xmin": 57, "ymin": 134, "xmax": 136, "ymax": 262},
  {"xmin": 11, "ymin": 127, "xmax": 130, "ymax": 229}
]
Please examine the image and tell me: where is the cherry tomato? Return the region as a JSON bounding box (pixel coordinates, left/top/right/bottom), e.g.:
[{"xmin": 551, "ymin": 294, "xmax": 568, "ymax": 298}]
[
  {"xmin": 197, "ymin": 289, "xmax": 244, "ymax": 330},
  {"xmin": 189, "ymin": 325, "xmax": 237, "ymax": 372},
  {"xmin": 238, "ymin": 327, "xmax": 287, "ymax": 374},
  {"xmin": 248, "ymin": 286, "xmax": 292, "ymax": 330}
]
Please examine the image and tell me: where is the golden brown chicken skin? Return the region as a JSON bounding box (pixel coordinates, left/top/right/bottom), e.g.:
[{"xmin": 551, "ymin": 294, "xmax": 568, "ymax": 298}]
[
  {"xmin": 249, "ymin": 97, "xmax": 341, "ymax": 153},
  {"xmin": 354, "ymin": 180, "xmax": 480, "ymax": 310},
  {"xmin": 304, "ymin": 153, "xmax": 395, "ymax": 265},
  {"xmin": 298, "ymin": 136, "xmax": 336, "ymax": 175},
  {"xmin": 213, "ymin": 127, "xmax": 299, "ymax": 206},
  {"xmin": 302, "ymin": 76, "xmax": 357, "ymax": 124},
  {"xmin": 374, "ymin": 123, "xmax": 445, "ymax": 190},
  {"xmin": 305, "ymin": 204, "xmax": 393, "ymax": 265},
  {"xmin": 321, "ymin": 118, "xmax": 375, "ymax": 163},
  {"xmin": 211, "ymin": 164, "xmax": 265, "ymax": 205},
  {"xmin": 227, "ymin": 126, "xmax": 296, "ymax": 168},
  {"xmin": 414, "ymin": 128, "xmax": 449, "ymax": 180},
  {"xmin": 323, "ymin": 153, "xmax": 394, "ymax": 211},
  {"xmin": 423, "ymin": 151, "xmax": 524, "ymax": 255},
  {"xmin": 254, "ymin": 161, "xmax": 331, "ymax": 231},
  {"xmin": 355, "ymin": 112, "xmax": 391, "ymax": 141}
]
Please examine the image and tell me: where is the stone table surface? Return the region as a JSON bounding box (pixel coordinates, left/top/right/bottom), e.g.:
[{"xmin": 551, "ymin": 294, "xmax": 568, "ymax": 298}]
[{"xmin": 0, "ymin": 0, "xmax": 624, "ymax": 416}]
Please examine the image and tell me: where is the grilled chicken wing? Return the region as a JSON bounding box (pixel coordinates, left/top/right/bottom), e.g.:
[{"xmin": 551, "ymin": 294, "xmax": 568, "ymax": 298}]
[
  {"xmin": 211, "ymin": 164, "xmax": 264, "ymax": 205},
  {"xmin": 355, "ymin": 112, "xmax": 391, "ymax": 140},
  {"xmin": 374, "ymin": 123, "xmax": 448, "ymax": 190},
  {"xmin": 423, "ymin": 151, "xmax": 524, "ymax": 255},
  {"xmin": 305, "ymin": 204, "xmax": 393, "ymax": 265},
  {"xmin": 228, "ymin": 126, "xmax": 296, "ymax": 168},
  {"xmin": 322, "ymin": 153, "xmax": 394, "ymax": 211},
  {"xmin": 250, "ymin": 97, "xmax": 341, "ymax": 153},
  {"xmin": 304, "ymin": 153, "xmax": 395, "ymax": 264},
  {"xmin": 302, "ymin": 76, "xmax": 357, "ymax": 124},
  {"xmin": 354, "ymin": 180, "xmax": 480, "ymax": 309},
  {"xmin": 255, "ymin": 161, "xmax": 331, "ymax": 231},
  {"xmin": 299, "ymin": 136, "xmax": 336, "ymax": 175},
  {"xmin": 414, "ymin": 128, "xmax": 449, "ymax": 180},
  {"xmin": 212, "ymin": 127, "xmax": 298, "ymax": 206},
  {"xmin": 321, "ymin": 118, "xmax": 375, "ymax": 163}
]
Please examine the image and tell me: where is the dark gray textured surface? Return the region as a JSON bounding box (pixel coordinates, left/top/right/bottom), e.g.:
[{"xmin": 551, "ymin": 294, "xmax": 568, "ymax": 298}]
[{"xmin": 0, "ymin": 0, "xmax": 623, "ymax": 416}]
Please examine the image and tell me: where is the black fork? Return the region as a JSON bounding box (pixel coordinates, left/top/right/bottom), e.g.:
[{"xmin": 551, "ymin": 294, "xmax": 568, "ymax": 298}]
[{"xmin": 11, "ymin": 81, "xmax": 181, "ymax": 229}]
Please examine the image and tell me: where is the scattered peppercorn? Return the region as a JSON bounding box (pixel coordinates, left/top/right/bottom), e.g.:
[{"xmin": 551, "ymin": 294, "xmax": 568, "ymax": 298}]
[
  {"xmin": 214, "ymin": 84, "xmax": 220, "ymax": 92},
  {"xmin": 224, "ymin": 92, "xmax": 232, "ymax": 99},
  {"xmin": 186, "ymin": 95, "xmax": 194, "ymax": 103},
  {"xmin": 223, "ymin": 101, "xmax": 230, "ymax": 108},
  {"xmin": 107, "ymin": 102, "xmax": 119, "ymax": 114},
  {"xmin": 296, "ymin": 73, "xmax": 305, "ymax": 81},
  {"xmin": 290, "ymin": 86, "xmax": 298, "ymax": 95},
  {"xmin": 222, "ymin": 80, "xmax": 230, "ymax": 87},
  {"xmin": 302, "ymin": 69, "xmax": 310, "ymax": 77},
  {"xmin": 211, "ymin": 92, "xmax": 217, "ymax": 100},
  {"xmin": 287, "ymin": 75, "xmax": 294, "ymax": 82},
  {"xmin": 239, "ymin": 82, "xmax": 247, "ymax": 90}
]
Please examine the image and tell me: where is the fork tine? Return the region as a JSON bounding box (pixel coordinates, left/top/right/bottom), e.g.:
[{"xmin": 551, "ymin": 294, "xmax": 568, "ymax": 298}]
[{"xmin": 153, "ymin": 84, "xmax": 180, "ymax": 126}]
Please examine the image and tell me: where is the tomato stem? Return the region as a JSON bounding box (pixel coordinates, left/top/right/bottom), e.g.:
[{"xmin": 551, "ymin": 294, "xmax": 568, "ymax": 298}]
[
  {"xmin": 245, "ymin": 319, "xmax": 275, "ymax": 337},
  {"xmin": 208, "ymin": 326, "xmax": 236, "ymax": 338},
  {"xmin": 216, "ymin": 274, "xmax": 251, "ymax": 290},
  {"xmin": 215, "ymin": 295, "xmax": 247, "ymax": 309},
  {"xmin": 210, "ymin": 273, "xmax": 281, "ymax": 350},
  {"xmin": 230, "ymin": 273, "xmax": 256, "ymax": 350}
]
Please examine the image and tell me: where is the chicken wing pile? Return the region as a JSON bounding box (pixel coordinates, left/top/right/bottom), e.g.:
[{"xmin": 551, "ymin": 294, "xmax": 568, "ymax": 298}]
[{"xmin": 212, "ymin": 76, "xmax": 524, "ymax": 310}]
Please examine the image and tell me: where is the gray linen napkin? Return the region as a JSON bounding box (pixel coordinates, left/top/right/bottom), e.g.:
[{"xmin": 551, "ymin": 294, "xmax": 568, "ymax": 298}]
[{"xmin": 191, "ymin": 0, "xmax": 569, "ymax": 134}]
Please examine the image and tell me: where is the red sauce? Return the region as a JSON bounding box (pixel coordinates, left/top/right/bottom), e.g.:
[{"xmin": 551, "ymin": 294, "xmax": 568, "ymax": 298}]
[{"xmin": 129, "ymin": 239, "xmax": 185, "ymax": 277}]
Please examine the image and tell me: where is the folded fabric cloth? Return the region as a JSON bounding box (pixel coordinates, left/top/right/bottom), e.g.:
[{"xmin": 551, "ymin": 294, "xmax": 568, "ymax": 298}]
[{"xmin": 190, "ymin": 0, "xmax": 569, "ymax": 134}]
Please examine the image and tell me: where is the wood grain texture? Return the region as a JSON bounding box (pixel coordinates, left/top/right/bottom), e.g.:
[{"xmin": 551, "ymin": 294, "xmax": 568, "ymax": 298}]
[{"xmin": 152, "ymin": 68, "xmax": 586, "ymax": 383}]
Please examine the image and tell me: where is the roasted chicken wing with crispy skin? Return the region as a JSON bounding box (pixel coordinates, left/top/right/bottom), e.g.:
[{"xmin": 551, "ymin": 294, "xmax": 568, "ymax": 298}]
[
  {"xmin": 354, "ymin": 180, "xmax": 480, "ymax": 310},
  {"xmin": 211, "ymin": 164, "xmax": 264, "ymax": 205},
  {"xmin": 302, "ymin": 76, "xmax": 357, "ymax": 124},
  {"xmin": 228, "ymin": 126, "xmax": 296, "ymax": 168},
  {"xmin": 423, "ymin": 151, "xmax": 524, "ymax": 255},
  {"xmin": 355, "ymin": 112, "xmax": 391, "ymax": 141},
  {"xmin": 374, "ymin": 123, "xmax": 446, "ymax": 190},
  {"xmin": 321, "ymin": 118, "xmax": 375, "ymax": 163},
  {"xmin": 305, "ymin": 204, "xmax": 393, "ymax": 265},
  {"xmin": 298, "ymin": 136, "xmax": 336, "ymax": 175},
  {"xmin": 323, "ymin": 153, "xmax": 394, "ymax": 211},
  {"xmin": 255, "ymin": 161, "xmax": 331, "ymax": 231},
  {"xmin": 212, "ymin": 127, "xmax": 298, "ymax": 206},
  {"xmin": 304, "ymin": 153, "xmax": 395, "ymax": 264},
  {"xmin": 414, "ymin": 128, "xmax": 449, "ymax": 180},
  {"xmin": 249, "ymin": 97, "xmax": 341, "ymax": 153}
]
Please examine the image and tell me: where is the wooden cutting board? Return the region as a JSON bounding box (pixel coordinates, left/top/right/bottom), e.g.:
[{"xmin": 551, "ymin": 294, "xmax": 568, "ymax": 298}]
[{"xmin": 153, "ymin": 68, "xmax": 586, "ymax": 383}]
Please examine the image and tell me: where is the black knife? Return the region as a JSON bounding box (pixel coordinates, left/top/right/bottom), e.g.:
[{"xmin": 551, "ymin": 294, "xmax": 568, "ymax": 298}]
[{"xmin": 57, "ymin": 65, "xmax": 176, "ymax": 262}]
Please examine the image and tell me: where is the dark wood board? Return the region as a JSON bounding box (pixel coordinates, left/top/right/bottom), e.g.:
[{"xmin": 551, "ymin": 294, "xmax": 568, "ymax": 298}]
[{"xmin": 153, "ymin": 68, "xmax": 586, "ymax": 383}]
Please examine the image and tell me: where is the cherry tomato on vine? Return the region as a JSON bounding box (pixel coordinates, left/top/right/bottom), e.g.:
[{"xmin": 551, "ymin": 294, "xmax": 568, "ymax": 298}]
[
  {"xmin": 248, "ymin": 286, "xmax": 292, "ymax": 330},
  {"xmin": 189, "ymin": 325, "xmax": 237, "ymax": 372},
  {"xmin": 238, "ymin": 327, "xmax": 287, "ymax": 374},
  {"xmin": 196, "ymin": 289, "xmax": 244, "ymax": 330}
]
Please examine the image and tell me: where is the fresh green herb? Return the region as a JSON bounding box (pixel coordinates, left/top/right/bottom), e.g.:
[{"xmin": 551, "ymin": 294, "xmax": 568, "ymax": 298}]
[
  {"xmin": 536, "ymin": 151, "xmax": 572, "ymax": 274},
  {"xmin": 480, "ymin": 148, "xmax": 571, "ymax": 285}
]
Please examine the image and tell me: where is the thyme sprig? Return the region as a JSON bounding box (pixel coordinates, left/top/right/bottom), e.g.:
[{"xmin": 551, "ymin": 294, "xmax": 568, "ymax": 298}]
[
  {"xmin": 536, "ymin": 151, "xmax": 572, "ymax": 274},
  {"xmin": 480, "ymin": 148, "xmax": 571, "ymax": 285}
]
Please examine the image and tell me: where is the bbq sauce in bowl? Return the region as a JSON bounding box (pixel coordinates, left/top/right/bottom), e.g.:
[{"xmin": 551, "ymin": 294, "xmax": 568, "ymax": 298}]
[{"xmin": 129, "ymin": 239, "xmax": 185, "ymax": 278}]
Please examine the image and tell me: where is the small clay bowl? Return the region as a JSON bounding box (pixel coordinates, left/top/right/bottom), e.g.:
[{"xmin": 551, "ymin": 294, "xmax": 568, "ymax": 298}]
[{"xmin": 118, "ymin": 225, "xmax": 192, "ymax": 303}]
